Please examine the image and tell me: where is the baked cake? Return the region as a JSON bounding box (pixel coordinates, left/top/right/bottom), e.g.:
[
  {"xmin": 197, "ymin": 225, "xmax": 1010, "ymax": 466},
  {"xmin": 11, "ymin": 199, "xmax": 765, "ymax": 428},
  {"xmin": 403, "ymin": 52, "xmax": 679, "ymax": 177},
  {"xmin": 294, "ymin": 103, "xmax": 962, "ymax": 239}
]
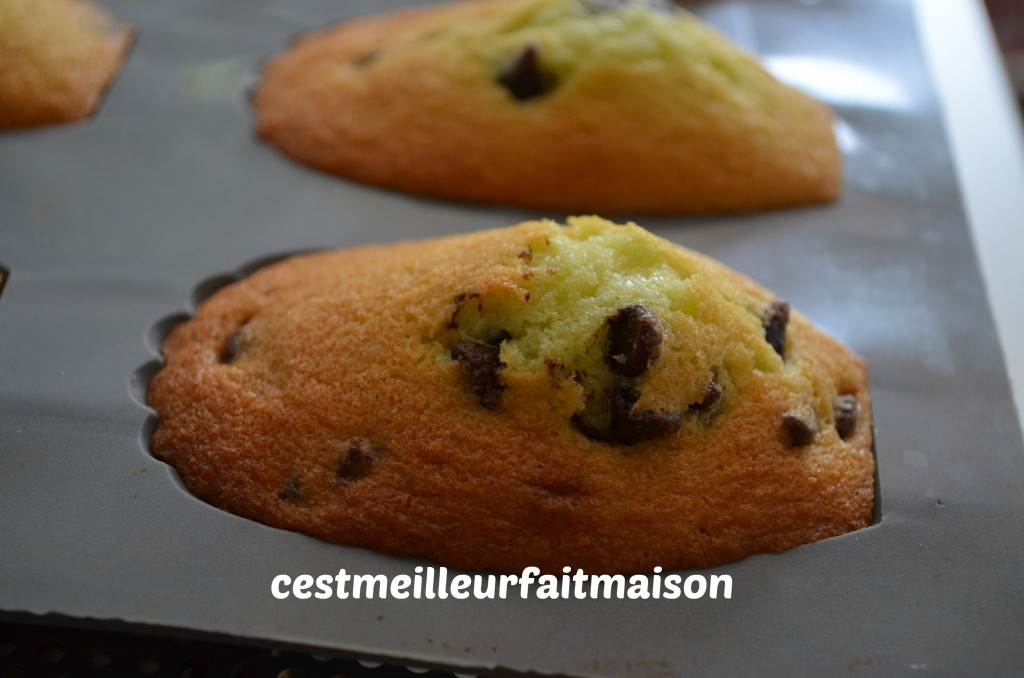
[
  {"xmin": 148, "ymin": 217, "xmax": 874, "ymax": 573},
  {"xmin": 0, "ymin": 0, "xmax": 132, "ymax": 130},
  {"xmin": 254, "ymin": 0, "xmax": 841, "ymax": 214}
]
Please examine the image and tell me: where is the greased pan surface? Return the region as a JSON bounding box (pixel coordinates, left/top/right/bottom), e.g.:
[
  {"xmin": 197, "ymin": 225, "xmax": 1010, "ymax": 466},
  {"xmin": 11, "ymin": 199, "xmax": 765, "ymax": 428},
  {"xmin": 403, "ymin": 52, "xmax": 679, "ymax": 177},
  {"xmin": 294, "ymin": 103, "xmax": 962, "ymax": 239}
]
[{"xmin": 1, "ymin": 0, "xmax": 1023, "ymax": 675}]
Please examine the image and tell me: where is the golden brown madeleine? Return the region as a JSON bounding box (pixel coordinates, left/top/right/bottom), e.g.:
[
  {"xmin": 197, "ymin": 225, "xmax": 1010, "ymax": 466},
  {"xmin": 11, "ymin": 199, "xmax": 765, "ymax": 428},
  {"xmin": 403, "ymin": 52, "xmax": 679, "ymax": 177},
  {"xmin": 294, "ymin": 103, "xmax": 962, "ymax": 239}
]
[
  {"xmin": 149, "ymin": 218, "xmax": 873, "ymax": 574},
  {"xmin": 0, "ymin": 0, "xmax": 132, "ymax": 129},
  {"xmin": 254, "ymin": 0, "xmax": 840, "ymax": 214}
]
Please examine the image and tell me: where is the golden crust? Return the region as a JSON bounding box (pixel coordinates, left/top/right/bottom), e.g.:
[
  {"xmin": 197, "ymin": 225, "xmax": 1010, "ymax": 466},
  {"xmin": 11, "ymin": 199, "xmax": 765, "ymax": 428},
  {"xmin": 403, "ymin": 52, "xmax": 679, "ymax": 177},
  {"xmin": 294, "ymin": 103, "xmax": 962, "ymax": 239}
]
[
  {"xmin": 0, "ymin": 0, "xmax": 132, "ymax": 130},
  {"xmin": 253, "ymin": 0, "xmax": 841, "ymax": 214},
  {"xmin": 148, "ymin": 219, "xmax": 873, "ymax": 574}
]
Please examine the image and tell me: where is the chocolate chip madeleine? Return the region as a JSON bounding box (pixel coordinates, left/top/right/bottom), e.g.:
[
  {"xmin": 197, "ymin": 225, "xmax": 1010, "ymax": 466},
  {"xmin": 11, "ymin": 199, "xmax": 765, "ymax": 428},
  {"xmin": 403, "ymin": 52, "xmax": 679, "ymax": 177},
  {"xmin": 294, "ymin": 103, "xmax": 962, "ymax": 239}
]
[
  {"xmin": 148, "ymin": 217, "xmax": 873, "ymax": 573},
  {"xmin": 253, "ymin": 0, "xmax": 841, "ymax": 214}
]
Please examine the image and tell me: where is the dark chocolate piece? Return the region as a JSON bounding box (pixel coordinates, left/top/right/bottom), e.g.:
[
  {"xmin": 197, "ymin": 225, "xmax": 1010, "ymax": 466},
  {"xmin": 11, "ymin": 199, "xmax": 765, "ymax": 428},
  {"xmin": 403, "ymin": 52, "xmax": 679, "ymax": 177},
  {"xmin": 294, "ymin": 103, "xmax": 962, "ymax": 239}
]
[
  {"xmin": 279, "ymin": 476, "xmax": 301, "ymax": 504},
  {"xmin": 446, "ymin": 293, "xmax": 467, "ymax": 330},
  {"xmin": 451, "ymin": 340, "xmax": 506, "ymax": 409},
  {"xmin": 781, "ymin": 408, "xmax": 817, "ymax": 447},
  {"xmin": 605, "ymin": 304, "xmax": 662, "ymax": 377},
  {"xmin": 762, "ymin": 300, "xmax": 790, "ymax": 358},
  {"xmin": 498, "ymin": 43, "xmax": 555, "ymax": 101},
  {"xmin": 337, "ymin": 438, "xmax": 382, "ymax": 483},
  {"xmin": 572, "ymin": 413, "xmax": 610, "ymax": 443},
  {"xmin": 834, "ymin": 394, "xmax": 859, "ymax": 440},
  {"xmin": 353, "ymin": 51, "xmax": 378, "ymax": 68},
  {"xmin": 220, "ymin": 327, "xmax": 246, "ymax": 364},
  {"xmin": 691, "ymin": 379, "xmax": 723, "ymax": 414},
  {"xmin": 610, "ymin": 387, "xmax": 682, "ymax": 445}
]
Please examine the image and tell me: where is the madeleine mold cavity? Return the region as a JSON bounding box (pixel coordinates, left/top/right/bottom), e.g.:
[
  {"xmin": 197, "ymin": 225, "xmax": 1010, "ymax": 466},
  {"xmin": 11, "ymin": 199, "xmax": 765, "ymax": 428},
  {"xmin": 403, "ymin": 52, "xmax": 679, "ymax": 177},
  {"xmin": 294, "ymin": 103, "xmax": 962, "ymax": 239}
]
[{"xmin": 133, "ymin": 252, "xmax": 305, "ymax": 482}]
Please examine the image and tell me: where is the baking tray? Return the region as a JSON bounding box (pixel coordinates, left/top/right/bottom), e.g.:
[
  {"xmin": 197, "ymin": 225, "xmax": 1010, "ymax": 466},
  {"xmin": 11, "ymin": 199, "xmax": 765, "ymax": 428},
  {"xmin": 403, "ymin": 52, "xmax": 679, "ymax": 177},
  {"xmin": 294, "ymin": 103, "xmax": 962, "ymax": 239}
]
[{"xmin": 2, "ymin": 0, "xmax": 1023, "ymax": 675}]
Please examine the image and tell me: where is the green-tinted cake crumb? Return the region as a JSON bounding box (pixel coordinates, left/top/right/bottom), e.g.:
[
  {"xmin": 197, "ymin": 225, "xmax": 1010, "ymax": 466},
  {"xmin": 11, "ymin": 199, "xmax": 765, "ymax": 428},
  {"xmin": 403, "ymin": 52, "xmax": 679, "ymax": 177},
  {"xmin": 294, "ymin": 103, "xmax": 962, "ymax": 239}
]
[{"xmin": 438, "ymin": 217, "xmax": 785, "ymax": 441}]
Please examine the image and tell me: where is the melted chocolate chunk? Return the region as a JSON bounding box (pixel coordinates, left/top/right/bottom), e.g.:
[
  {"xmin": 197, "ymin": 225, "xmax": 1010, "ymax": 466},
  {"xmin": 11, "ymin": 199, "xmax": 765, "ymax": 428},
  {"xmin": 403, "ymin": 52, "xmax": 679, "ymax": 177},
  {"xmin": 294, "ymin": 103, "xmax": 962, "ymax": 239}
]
[
  {"xmin": 498, "ymin": 43, "xmax": 555, "ymax": 101},
  {"xmin": 691, "ymin": 380, "xmax": 723, "ymax": 414},
  {"xmin": 451, "ymin": 340, "xmax": 506, "ymax": 409},
  {"xmin": 220, "ymin": 327, "xmax": 246, "ymax": 364},
  {"xmin": 762, "ymin": 300, "xmax": 790, "ymax": 358},
  {"xmin": 337, "ymin": 438, "xmax": 382, "ymax": 483},
  {"xmin": 572, "ymin": 413, "xmax": 610, "ymax": 443},
  {"xmin": 610, "ymin": 387, "xmax": 682, "ymax": 445},
  {"xmin": 279, "ymin": 476, "xmax": 301, "ymax": 504},
  {"xmin": 605, "ymin": 304, "xmax": 663, "ymax": 377},
  {"xmin": 781, "ymin": 408, "xmax": 817, "ymax": 447},
  {"xmin": 353, "ymin": 51, "xmax": 378, "ymax": 68},
  {"xmin": 446, "ymin": 293, "xmax": 468, "ymax": 330},
  {"xmin": 834, "ymin": 394, "xmax": 859, "ymax": 440}
]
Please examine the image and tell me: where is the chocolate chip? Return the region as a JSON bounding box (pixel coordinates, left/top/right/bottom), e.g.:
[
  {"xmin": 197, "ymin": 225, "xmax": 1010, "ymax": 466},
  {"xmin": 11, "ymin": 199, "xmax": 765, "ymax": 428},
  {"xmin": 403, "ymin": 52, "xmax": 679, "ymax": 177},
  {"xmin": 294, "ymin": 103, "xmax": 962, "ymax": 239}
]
[
  {"xmin": 834, "ymin": 394, "xmax": 859, "ymax": 440},
  {"xmin": 691, "ymin": 380, "xmax": 723, "ymax": 414},
  {"xmin": 451, "ymin": 340, "xmax": 506, "ymax": 409},
  {"xmin": 220, "ymin": 327, "xmax": 246, "ymax": 364},
  {"xmin": 762, "ymin": 300, "xmax": 790, "ymax": 358},
  {"xmin": 781, "ymin": 407, "xmax": 817, "ymax": 447},
  {"xmin": 610, "ymin": 387, "xmax": 682, "ymax": 445},
  {"xmin": 446, "ymin": 293, "xmax": 467, "ymax": 330},
  {"xmin": 279, "ymin": 476, "xmax": 301, "ymax": 504},
  {"xmin": 353, "ymin": 51, "xmax": 378, "ymax": 68},
  {"xmin": 337, "ymin": 438, "xmax": 382, "ymax": 483},
  {"xmin": 498, "ymin": 43, "xmax": 555, "ymax": 101},
  {"xmin": 605, "ymin": 304, "xmax": 663, "ymax": 377},
  {"xmin": 571, "ymin": 413, "xmax": 610, "ymax": 443}
]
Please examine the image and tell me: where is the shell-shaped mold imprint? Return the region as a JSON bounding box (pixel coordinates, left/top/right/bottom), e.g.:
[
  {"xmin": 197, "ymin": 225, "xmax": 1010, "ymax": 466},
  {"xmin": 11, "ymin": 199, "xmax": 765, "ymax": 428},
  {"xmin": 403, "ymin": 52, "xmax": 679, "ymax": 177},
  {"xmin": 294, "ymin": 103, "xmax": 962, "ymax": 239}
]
[{"xmin": 132, "ymin": 250, "xmax": 312, "ymax": 494}]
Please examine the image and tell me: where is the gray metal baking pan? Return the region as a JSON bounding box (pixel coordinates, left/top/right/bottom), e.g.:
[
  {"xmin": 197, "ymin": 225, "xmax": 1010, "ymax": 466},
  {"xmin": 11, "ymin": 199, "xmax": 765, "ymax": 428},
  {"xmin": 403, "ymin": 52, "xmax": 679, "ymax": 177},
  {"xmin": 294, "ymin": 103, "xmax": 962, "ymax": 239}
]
[{"xmin": 1, "ymin": 0, "xmax": 1023, "ymax": 675}]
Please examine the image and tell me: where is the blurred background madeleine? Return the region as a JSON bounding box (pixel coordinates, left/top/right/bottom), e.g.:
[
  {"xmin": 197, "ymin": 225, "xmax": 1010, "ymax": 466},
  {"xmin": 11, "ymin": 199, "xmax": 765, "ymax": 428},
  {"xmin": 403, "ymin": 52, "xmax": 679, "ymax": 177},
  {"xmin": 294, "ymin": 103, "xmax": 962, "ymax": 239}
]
[
  {"xmin": 254, "ymin": 0, "xmax": 841, "ymax": 214},
  {"xmin": 0, "ymin": 0, "xmax": 131, "ymax": 130}
]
